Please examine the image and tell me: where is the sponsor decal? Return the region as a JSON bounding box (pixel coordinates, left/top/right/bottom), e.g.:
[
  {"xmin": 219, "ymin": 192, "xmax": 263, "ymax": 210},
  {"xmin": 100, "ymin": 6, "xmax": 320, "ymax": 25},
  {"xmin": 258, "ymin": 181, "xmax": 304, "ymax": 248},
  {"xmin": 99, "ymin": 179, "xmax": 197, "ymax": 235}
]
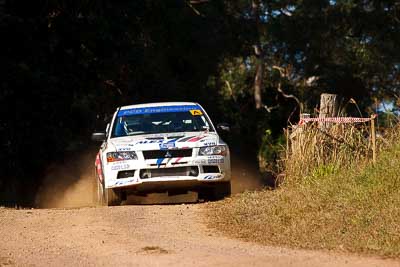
[
  {"xmin": 111, "ymin": 163, "xmax": 130, "ymax": 171},
  {"xmin": 189, "ymin": 109, "xmax": 203, "ymax": 116},
  {"xmin": 159, "ymin": 139, "xmax": 177, "ymax": 150},
  {"xmin": 132, "ymin": 135, "xmax": 207, "ymax": 146},
  {"xmin": 117, "ymin": 105, "xmax": 202, "ymax": 117},
  {"xmin": 116, "ymin": 147, "xmax": 133, "ymax": 151},
  {"xmin": 110, "ymin": 160, "xmax": 129, "ymax": 164},
  {"xmin": 193, "ymin": 159, "xmax": 207, "ymax": 164},
  {"xmin": 202, "ymin": 142, "xmax": 217, "ymax": 146},
  {"xmin": 136, "ymin": 139, "xmax": 163, "ymax": 145},
  {"xmin": 204, "ymin": 174, "xmax": 222, "ymax": 180},
  {"xmin": 112, "ymin": 178, "xmax": 136, "ymax": 186},
  {"xmin": 200, "ymin": 138, "xmax": 217, "ymax": 146},
  {"xmin": 114, "ymin": 134, "xmax": 208, "ymax": 151},
  {"xmin": 207, "ymin": 156, "xmax": 224, "ymax": 164},
  {"xmin": 208, "ymin": 155, "xmax": 223, "ymax": 159},
  {"xmin": 159, "ymin": 142, "xmax": 176, "ymax": 150},
  {"xmin": 135, "ymin": 138, "xmax": 179, "ymax": 146},
  {"xmin": 208, "ymin": 159, "xmax": 224, "ymax": 164},
  {"xmin": 156, "ymin": 158, "xmax": 165, "ymax": 168}
]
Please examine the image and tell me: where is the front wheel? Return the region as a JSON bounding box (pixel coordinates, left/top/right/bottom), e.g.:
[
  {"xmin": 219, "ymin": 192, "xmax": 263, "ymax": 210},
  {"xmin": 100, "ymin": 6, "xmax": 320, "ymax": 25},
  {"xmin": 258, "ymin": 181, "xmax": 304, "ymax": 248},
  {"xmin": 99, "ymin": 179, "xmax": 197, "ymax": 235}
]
[
  {"xmin": 199, "ymin": 181, "xmax": 231, "ymax": 201},
  {"xmin": 94, "ymin": 170, "xmax": 122, "ymax": 206},
  {"xmin": 104, "ymin": 188, "xmax": 122, "ymax": 206},
  {"xmin": 94, "ymin": 170, "xmax": 104, "ymax": 206}
]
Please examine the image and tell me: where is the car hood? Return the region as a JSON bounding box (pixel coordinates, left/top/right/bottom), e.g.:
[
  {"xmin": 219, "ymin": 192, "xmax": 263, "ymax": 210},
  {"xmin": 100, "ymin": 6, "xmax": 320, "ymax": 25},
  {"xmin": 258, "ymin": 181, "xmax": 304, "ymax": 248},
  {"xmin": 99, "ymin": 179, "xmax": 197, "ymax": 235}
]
[{"xmin": 108, "ymin": 132, "xmax": 220, "ymax": 152}]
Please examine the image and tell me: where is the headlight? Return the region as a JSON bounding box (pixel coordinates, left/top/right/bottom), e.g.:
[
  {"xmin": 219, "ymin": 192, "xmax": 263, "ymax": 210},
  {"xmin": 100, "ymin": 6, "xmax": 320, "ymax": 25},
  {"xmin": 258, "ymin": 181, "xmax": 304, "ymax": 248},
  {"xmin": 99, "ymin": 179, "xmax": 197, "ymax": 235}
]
[
  {"xmin": 107, "ymin": 151, "xmax": 138, "ymax": 162},
  {"xmin": 198, "ymin": 145, "xmax": 227, "ymax": 156}
]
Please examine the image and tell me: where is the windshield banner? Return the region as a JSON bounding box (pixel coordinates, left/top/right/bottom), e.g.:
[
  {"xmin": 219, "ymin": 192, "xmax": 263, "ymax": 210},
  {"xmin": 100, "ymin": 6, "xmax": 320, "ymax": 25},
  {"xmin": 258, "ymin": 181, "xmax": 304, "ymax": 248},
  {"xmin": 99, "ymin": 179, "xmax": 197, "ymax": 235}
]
[{"xmin": 117, "ymin": 105, "xmax": 202, "ymax": 117}]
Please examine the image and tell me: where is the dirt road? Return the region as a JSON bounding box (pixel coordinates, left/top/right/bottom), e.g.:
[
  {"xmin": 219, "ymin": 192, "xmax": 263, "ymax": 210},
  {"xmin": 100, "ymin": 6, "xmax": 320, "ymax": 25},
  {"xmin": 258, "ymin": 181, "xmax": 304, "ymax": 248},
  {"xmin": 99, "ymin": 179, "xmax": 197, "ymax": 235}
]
[
  {"xmin": 2, "ymin": 152, "xmax": 398, "ymax": 266},
  {"xmin": 0, "ymin": 204, "xmax": 399, "ymax": 267}
]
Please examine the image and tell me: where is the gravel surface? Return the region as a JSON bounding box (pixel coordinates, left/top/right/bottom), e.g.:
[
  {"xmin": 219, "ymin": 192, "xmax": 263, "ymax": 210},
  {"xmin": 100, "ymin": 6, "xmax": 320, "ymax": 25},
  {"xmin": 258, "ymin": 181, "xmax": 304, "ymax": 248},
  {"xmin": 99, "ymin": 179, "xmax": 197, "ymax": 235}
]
[
  {"xmin": 3, "ymin": 152, "xmax": 398, "ymax": 266},
  {"xmin": 0, "ymin": 205, "xmax": 399, "ymax": 267}
]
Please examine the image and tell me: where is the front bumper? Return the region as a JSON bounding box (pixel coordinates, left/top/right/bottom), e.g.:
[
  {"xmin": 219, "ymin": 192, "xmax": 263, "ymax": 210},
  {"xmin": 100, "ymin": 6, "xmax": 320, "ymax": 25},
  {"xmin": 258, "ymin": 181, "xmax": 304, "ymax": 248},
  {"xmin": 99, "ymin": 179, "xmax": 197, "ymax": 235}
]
[{"xmin": 103, "ymin": 154, "xmax": 231, "ymax": 189}]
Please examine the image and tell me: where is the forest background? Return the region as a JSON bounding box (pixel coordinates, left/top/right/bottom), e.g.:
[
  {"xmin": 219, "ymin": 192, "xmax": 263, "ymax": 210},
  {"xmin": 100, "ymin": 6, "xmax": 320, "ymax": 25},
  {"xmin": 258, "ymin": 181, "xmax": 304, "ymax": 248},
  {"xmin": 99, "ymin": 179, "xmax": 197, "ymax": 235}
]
[{"xmin": 1, "ymin": 0, "xmax": 399, "ymax": 205}]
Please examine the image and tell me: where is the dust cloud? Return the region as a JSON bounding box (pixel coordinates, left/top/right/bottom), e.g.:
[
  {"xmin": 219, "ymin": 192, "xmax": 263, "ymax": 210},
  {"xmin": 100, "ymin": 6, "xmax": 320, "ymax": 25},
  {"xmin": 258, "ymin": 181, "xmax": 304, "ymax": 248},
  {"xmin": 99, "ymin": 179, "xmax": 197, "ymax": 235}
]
[
  {"xmin": 230, "ymin": 153, "xmax": 266, "ymax": 194},
  {"xmin": 35, "ymin": 150, "xmax": 96, "ymax": 208},
  {"xmin": 34, "ymin": 149, "xmax": 266, "ymax": 208}
]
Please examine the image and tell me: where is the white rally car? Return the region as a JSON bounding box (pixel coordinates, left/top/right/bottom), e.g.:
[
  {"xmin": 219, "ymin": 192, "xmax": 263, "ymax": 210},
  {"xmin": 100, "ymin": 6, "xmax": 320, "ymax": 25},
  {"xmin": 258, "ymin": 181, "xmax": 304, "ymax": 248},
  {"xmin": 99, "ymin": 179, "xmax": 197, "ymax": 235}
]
[{"xmin": 92, "ymin": 102, "xmax": 231, "ymax": 205}]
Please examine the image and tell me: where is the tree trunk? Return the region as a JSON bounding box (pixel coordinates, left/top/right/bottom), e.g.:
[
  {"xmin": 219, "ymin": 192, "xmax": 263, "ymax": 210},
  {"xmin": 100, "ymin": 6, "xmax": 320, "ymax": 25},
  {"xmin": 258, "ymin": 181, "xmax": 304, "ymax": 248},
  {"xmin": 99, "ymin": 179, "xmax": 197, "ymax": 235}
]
[
  {"xmin": 319, "ymin": 93, "xmax": 340, "ymax": 129},
  {"xmin": 252, "ymin": 0, "xmax": 264, "ymax": 109},
  {"xmin": 254, "ymin": 51, "xmax": 264, "ymax": 109}
]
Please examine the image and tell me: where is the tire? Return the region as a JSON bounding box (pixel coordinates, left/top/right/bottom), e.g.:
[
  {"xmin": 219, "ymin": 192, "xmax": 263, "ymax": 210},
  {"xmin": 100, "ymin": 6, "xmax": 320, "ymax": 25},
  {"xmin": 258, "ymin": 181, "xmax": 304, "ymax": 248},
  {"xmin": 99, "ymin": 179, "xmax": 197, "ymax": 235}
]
[
  {"xmin": 199, "ymin": 181, "xmax": 231, "ymax": 201},
  {"xmin": 104, "ymin": 188, "xmax": 122, "ymax": 206},
  {"xmin": 213, "ymin": 181, "xmax": 231, "ymax": 200},
  {"xmin": 94, "ymin": 170, "xmax": 104, "ymax": 206},
  {"xmin": 94, "ymin": 169, "xmax": 121, "ymax": 206},
  {"xmin": 98, "ymin": 178, "xmax": 105, "ymax": 205}
]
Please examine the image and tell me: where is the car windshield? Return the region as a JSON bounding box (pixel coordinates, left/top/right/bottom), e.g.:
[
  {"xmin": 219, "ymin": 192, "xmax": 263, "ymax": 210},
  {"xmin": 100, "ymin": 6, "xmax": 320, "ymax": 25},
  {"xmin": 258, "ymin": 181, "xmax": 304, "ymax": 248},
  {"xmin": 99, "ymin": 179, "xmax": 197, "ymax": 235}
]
[{"xmin": 111, "ymin": 106, "xmax": 213, "ymax": 138}]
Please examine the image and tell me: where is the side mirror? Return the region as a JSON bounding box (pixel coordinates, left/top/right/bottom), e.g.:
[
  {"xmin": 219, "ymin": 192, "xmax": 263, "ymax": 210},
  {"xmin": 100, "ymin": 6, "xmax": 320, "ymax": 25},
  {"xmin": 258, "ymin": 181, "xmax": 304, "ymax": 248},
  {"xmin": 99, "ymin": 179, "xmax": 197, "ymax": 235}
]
[
  {"xmin": 91, "ymin": 132, "xmax": 106, "ymax": 142},
  {"xmin": 216, "ymin": 123, "xmax": 230, "ymax": 132}
]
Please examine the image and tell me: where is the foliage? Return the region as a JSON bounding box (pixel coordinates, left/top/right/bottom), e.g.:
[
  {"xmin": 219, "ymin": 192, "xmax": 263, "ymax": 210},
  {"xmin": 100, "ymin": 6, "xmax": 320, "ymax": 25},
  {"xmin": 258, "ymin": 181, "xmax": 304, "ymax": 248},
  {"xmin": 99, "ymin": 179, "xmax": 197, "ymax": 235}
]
[
  {"xmin": 258, "ymin": 129, "xmax": 286, "ymax": 174},
  {"xmin": 1, "ymin": 0, "xmax": 400, "ymax": 204},
  {"xmin": 0, "ymin": 0, "xmax": 245, "ymax": 204}
]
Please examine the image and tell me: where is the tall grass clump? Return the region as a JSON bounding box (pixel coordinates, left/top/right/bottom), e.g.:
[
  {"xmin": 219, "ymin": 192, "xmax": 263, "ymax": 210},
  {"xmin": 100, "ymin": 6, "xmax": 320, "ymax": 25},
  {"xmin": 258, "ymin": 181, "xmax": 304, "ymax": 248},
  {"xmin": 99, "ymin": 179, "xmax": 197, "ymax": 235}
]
[{"xmin": 285, "ymin": 122, "xmax": 374, "ymax": 182}]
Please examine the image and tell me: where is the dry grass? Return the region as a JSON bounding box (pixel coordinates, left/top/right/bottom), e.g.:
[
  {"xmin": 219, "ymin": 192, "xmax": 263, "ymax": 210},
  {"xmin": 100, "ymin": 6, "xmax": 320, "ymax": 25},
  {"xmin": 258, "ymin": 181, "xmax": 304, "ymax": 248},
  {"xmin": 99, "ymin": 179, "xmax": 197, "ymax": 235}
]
[
  {"xmin": 207, "ymin": 124, "xmax": 400, "ymax": 257},
  {"xmin": 285, "ymin": 122, "xmax": 375, "ymax": 181}
]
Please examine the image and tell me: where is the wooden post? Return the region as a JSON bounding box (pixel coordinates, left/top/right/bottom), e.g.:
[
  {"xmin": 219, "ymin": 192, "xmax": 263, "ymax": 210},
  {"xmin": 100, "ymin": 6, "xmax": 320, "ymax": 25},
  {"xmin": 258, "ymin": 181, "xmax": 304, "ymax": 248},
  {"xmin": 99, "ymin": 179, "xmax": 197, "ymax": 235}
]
[
  {"xmin": 300, "ymin": 113, "xmax": 310, "ymax": 120},
  {"xmin": 371, "ymin": 115, "xmax": 376, "ymax": 164}
]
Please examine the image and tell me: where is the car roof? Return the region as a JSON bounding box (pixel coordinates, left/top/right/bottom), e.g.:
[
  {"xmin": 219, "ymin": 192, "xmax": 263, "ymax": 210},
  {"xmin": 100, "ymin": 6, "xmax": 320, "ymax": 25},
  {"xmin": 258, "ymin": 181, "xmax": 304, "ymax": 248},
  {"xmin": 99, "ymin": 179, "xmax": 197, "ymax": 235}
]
[{"xmin": 119, "ymin": 102, "xmax": 200, "ymax": 110}]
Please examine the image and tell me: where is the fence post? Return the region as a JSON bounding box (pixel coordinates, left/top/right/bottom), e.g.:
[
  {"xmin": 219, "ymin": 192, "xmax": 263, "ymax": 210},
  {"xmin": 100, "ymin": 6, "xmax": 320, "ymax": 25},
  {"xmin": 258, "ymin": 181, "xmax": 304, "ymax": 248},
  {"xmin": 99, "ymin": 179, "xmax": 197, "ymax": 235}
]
[
  {"xmin": 371, "ymin": 115, "xmax": 376, "ymax": 164},
  {"xmin": 319, "ymin": 93, "xmax": 339, "ymax": 129}
]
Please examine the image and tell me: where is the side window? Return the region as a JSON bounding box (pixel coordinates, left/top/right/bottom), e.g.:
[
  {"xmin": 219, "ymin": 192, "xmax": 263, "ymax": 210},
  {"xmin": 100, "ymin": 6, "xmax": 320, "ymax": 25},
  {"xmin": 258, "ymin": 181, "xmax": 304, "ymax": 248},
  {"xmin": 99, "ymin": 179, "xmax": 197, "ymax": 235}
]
[{"xmin": 114, "ymin": 117, "xmax": 128, "ymax": 137}]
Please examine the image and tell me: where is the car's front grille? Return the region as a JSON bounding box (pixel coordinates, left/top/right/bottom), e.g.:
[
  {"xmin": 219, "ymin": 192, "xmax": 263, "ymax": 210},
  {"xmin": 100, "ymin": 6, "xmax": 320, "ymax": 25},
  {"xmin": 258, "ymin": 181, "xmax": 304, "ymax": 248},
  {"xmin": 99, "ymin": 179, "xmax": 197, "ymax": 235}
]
[
  {"xmin": 139, "ymin": 166, "xmax": 199, "ymax": 179},
  {"xmin": 142, "ymin": 149, "xmax": 193, "ymax": 159}
]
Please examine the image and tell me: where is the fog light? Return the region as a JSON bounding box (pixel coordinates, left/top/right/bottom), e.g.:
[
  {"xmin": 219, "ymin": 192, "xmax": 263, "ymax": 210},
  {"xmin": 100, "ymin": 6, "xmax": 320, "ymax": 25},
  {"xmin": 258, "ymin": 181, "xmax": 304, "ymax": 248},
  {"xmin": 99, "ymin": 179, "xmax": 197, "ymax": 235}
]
[
  {"xmin": 203, "ymin": 165, "xmax": 220, "ymax": 173},
  {"xmin": 117, "ymin": 170, "xmax": 135, "ymax": 179},
  {"xmin": 141, "ymin": 170, "xmax": 151, "ymax": 179},
  {"xmin": 189, "ymin": 166, "xmax": 199, "ymax": 176}
]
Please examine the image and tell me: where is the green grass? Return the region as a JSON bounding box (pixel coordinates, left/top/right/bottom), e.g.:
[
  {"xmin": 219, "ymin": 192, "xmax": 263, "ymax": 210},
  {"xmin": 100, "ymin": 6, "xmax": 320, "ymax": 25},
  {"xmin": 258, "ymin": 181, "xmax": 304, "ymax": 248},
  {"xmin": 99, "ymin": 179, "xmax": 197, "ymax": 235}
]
[{"xmin": 207, "ymin": 142, "xmax": 400, "ymax": 257}]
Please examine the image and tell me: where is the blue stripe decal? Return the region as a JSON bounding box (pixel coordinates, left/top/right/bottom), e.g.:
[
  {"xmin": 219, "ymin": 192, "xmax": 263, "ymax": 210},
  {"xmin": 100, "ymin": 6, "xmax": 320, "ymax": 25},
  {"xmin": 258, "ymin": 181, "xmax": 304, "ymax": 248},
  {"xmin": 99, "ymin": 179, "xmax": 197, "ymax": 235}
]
[
  {"xmin": 156, "ymin": 158, "xmax": 164, "ymax": 168},
  {"xmin": 159, "ymin": 139, "xmax": 177, "ymax": 150},
  {"xmin": 118, "ymin": 105, "xmax": 201, "ymax": 117}
]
